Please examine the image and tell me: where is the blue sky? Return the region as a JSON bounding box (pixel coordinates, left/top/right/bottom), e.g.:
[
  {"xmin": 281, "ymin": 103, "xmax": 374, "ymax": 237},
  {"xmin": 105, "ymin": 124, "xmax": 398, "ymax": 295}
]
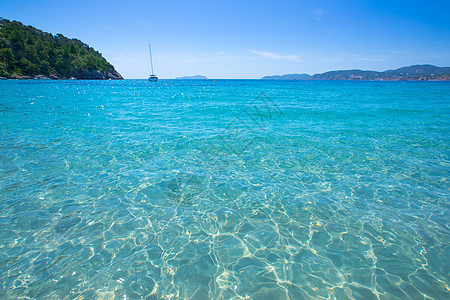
[{"xmin": 1, "ymin": 0, "xmax": 449, "ymax": 79}]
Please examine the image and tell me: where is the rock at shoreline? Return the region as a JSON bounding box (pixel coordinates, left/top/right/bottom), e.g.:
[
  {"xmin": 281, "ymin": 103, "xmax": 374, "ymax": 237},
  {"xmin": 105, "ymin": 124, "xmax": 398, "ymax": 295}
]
[{"xmin": 74, "ymin": 69, "xmax": 123, "ymax": 80}]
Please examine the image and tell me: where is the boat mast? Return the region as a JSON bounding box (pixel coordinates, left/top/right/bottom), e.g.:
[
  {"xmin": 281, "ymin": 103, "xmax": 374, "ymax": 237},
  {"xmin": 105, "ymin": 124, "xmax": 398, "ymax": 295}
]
[{"xmin": 149, "ymin": 43, "xmax": 155, "ymax": 75}]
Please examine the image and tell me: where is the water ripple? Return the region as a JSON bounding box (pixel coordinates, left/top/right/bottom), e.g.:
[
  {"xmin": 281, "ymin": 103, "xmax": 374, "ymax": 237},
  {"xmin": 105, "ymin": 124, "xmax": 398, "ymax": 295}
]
[{"xmin": 0, "ymin": 80, "xmax": 449, "ymax": 299}]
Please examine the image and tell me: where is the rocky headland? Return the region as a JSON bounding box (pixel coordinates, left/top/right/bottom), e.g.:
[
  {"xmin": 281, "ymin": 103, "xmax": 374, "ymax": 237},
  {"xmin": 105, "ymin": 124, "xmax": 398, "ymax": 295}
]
[{"xmin": 0, "ymin": 18, "xmax": 123, "ymax": 80}]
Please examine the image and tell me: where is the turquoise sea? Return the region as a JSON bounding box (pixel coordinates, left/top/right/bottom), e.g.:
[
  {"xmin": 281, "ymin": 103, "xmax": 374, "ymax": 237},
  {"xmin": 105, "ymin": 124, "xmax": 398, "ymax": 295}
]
[{"xmin": 0, "ymin": 79, "xmax": 449, "ymax": 299}]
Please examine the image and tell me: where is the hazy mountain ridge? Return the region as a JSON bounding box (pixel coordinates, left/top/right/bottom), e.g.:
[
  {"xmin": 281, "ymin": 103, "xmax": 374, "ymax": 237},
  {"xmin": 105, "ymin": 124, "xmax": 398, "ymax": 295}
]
[
  {"xmin": 262, "ymin": 65, "xmax": 450, "ymax": 81},
  {"xmin": 262, "ymin": 73, "xmax": 310, "ymax": 80},
  {"xmin": 175, "ymin": 75, "xmax": 208, "ymax": 80}
]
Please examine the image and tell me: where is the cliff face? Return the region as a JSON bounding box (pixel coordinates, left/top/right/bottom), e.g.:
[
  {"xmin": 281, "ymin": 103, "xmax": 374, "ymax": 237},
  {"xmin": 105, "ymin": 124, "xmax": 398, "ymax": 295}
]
[
  {"xmin": 0, "ymin": 18, "xmax": 123, "ymax": 80},
  {"xmin": 74, "ymin": 68, "xmax": 123, "ymax": 80}
]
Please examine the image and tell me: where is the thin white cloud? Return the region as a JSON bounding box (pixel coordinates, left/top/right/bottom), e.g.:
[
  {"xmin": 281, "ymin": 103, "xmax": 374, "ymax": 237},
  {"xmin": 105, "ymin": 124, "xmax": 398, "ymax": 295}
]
[
  {"xmin": 250, "ymin": 49, "xmax": 300, "ymax": 61},
  {"xmin": 313, "ymin": 8, "xmax": 324, "ymax": 21}
]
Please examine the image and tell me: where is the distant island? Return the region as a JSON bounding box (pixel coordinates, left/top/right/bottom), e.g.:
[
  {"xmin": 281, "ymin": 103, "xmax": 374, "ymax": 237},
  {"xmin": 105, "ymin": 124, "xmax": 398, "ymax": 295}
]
[
  {"xmin": 0, "ymin": 18, "xmax": 123, "ymax": 79},
  {"xmin": 262, "ymin": 65, "xmax": 450, "ymax": 81},
  {"xmin": 176, "ymin": 75, "xmax": 208, "ymax": 80}
]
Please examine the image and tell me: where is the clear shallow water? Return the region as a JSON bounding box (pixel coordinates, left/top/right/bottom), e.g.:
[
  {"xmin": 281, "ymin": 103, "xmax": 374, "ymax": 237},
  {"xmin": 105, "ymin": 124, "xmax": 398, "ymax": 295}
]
[{"xmin": 0, "ymin": 79, "xmax": 449, "ymax": 299}]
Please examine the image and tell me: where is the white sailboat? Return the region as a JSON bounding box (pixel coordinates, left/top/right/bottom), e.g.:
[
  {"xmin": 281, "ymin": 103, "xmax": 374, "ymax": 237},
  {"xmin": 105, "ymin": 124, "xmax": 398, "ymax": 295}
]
[{"xmin": 148, "ymin": 44, "xmax": 158, "ymax": 81}]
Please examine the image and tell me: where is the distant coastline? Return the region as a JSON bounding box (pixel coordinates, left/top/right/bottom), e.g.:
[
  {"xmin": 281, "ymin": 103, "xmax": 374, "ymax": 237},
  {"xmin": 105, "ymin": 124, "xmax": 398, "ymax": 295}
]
[
  {"xmin": 261, "ymin": 74, "xmax": 310, "ymax": 80},
  {"xmin": 262, "ymin": 65, "xmax": 450, "ymax": 81}
]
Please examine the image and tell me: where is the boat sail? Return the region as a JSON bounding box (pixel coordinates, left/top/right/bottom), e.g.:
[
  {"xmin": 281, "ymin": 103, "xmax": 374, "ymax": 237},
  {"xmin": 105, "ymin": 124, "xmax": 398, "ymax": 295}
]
[{"xmin": 148, "ymin": 44, "xmax": 158, "ymax": 81}]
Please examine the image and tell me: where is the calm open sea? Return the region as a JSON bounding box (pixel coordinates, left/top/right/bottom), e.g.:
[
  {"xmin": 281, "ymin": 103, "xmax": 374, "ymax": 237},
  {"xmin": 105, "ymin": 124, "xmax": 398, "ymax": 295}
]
[{"xmin": 0, "ymin": 79, "xmax": 449, "ymax": 299}]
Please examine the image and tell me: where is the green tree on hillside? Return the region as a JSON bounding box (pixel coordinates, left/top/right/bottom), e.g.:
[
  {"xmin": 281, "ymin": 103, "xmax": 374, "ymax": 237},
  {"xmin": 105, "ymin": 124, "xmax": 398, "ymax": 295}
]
[{"xmin": 0, "ymin": 18, "xmax": 121, "ymax": 79}]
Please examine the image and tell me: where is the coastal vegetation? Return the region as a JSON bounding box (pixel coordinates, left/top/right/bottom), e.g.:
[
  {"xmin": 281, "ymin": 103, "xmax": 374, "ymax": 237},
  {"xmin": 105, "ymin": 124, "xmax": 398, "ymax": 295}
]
[{"xmin": 0, "ymin": 18, "xmax": 122, "ymax": 79}]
